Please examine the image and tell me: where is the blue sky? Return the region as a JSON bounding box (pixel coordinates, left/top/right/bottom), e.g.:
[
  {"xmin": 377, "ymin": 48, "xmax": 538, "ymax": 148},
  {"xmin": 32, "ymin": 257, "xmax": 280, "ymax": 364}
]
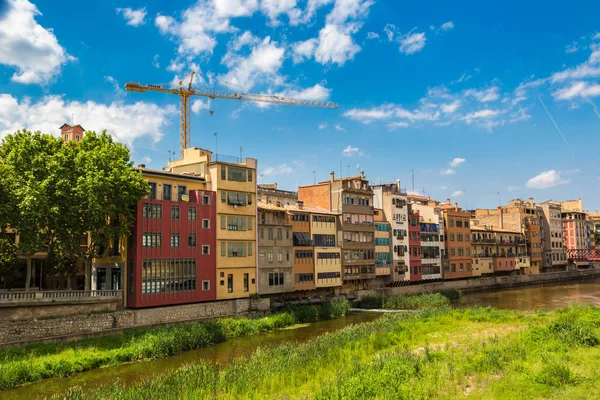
[{"xmin": 1, "ymin": 0, "xmax": 600, "ymax": 210}]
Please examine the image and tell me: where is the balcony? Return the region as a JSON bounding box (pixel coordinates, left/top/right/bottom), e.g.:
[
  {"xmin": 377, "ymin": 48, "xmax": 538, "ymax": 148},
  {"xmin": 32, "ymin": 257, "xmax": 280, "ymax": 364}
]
[{"xmin": 0, "ymin": 290, "xmax": 123, "ymax": 304}]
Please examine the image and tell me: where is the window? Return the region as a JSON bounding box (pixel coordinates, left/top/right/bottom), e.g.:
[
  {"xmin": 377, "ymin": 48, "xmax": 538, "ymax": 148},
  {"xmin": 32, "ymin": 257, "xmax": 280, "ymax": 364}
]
[
  {"xmin": 142, "ymin": 233, "xmax": 161, "ymax": 247},
  {"xmin": 228, "ymin": 167, "xmax": 247, "ymax": 182},
  {"xmin": 227, "ymin": 242, "xmax": 247, "ymax": 257},
  {"xmin": 286, "ymin": 229, "xmax": 289, "ymax": 239},
  {"xmin": 221, "ymin": 191, "xmax": 226, "ymax": 203},
  {"xmin": 268, "ymin": 228, "xmax": 274, "ymax": 240},
  {"xmin": 465, "ymin": 220, "xmax": 469, "ymax": 228},
  {"xmin": 188, "ymin": 234, "xmax": 197, "ymax": 248},
  {"xmin": 189, "ymin": 207, "xmax": 197, "ymax": 220},
  {"xmin": 317, "ymin": 272, "xmax": 341, "ymax": 280},
  {"xmin": 449, "ymin": 218, "xmax": 454, "ymax": 227},
  {"xmin": 268, "ymin": 249, "xmax": 274, "ymax": 262},
  {"xmin": 451, "ymin": 263, "xmax": 456, "ymax": 272},
  {"xmin": 202, "ymin": 280, "xmax": 210, "ymax": 291},
  {"xmin": 171, "ymin": 205, "xmax": 180, "ymax": 220},
  {"xmin": 248, "ymin": 170, "xmax": 253, "ymax": 182},
  {"xmin": 227, "ymin": 192, "xmax": 247, "ymax": 206},
  {"xmin": 248, "ymin": 242, "xmax": 252, "ymax": 256},
  {"xmin": 313, "ymin": 234, "xmax": 336, "ymax": 247},
  {"xmin": 293, "ymin": 232, "xmax": 312, "ymax": 246},
  {"xmin": 141, "ymin": 259, "xmax": 196, "ymax": 294},
  {"xmin": 171, "ymin": 234, "xmax": 179, "ymax": 247},
  {"xmin": 202, "ymin": 245, "xmax": 210, "ymax": 255},
  {"xmin": 227, "ymin": 216, "xmax": 247, "ymax": 231},
  {"xmin": 259, "ymin": 228, "xmax": 264, "ymax": 239},
  {"xmin": 178, "ymin": 185, "xmax": 187, "ymax": 200},
  {"xmin": 458, "ymin": 247, "xmax": 464, "ymax": 256},
  {"xmin": 163, "ymin": 184, "xmax": 172, "ymax": 201},
  {"xmin": 457, "ymin": 233, "xmax": 463, "ymax": 241},
  {"xmin": 296, "ymin": 273, "xmax": 314, "ymax": 283},
  {"xmin": 277, "ymin": 228, "xmax": 283, "ymax": 240},
  {"xmin": 203, "ymin": 195, "xmax": 210, "ymax": 205},
  {"xmin": 317, "ymin": 252, "xmax": 340, "ymax": 259},
  {"xmin": 244, "ymin": 273, "xmax": 249, "ymax": 292},
  {"xmin": 75, "ymin": 134, "xmax": 80, "ymax": 141},
  {"xmin": 456, "ymin": 220, "xmax": 463, "ymax": 228},
  {"xmin": 269, "ymin": 272, "xmax": 284, "ymax": 286},
  {"xmin": 290, "ymin": 213, "xmax": 309, "ymax": 222},
  {"xmin": 296, "ymin": 250, "xmax": 314, "ymax": 258},
  {"xmin": 148, "ymin": 182, "xmax": 157, "ymax": 200},
  {"xmin": 221, "ymin": 242, "xmax": 226, "ymax": 256},
  {"xmin": 466, "ymin": 248, "xmax": 471, "ymax": 256},
  {"xmin": 248, "ymin": 217, "xmax": 252, "ymax": 230},
  {"xmin": 227, "ymin": 274, "xmax": 233, "ymax": 293},
  {"xmin": 277, "ymin": 249, "xmax": 283, "ymax": 262},
  {"xmin": 221, "ymin": 165, "xmax": 226, "ymax": 180},
  {"xmin": 142, "ymin": 203, "xmax": 162, "ymax": 219},
  {"xmin": 450, "ymin": 248, "xmax": 455, "ymax": 256},
  {"xmin": 247, "ymin": 194, "xmax": 252, "ymax": 205},
  {"xmin": 202, "ymin": 219, "xmax": 210, "ymax": 229},
  {"xmin": 450, "ymin": 233, "xmax": 455, "ymax": 241}
]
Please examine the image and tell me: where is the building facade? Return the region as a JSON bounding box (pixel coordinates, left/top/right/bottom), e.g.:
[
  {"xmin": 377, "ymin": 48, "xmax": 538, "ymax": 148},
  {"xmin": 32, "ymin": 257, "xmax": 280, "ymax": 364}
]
[
  {"xmin": 408, "ymin": 208, "xmax": 422, "ymax": 281},
  {"xmin": 411, "ymin": 204, "xmax": 443, "ymax": 280},
  {"xmin": 127, "ymin": 168, "xmax": 216, "ymax": 308},
  {"xmin": 257, "ymin": 203, "xmax": 293, "ymax": 295},
  {"xmin": 374, "ymin": 209, "xmax": 392, "ymax": 278},
  {"xmin": 299, "ymin": 172, "xmax": 375, "ymax": 289},
  {"xmin": 442, "ymin": 203, "xmax": 472, "ymax": 279},
  {"xmin": 372, "ymin": 183, "xmax": 409, "ymax": 282},
  {"xmin": 537, "ymin": 201, "xmax": 567, "ymax": 271}
]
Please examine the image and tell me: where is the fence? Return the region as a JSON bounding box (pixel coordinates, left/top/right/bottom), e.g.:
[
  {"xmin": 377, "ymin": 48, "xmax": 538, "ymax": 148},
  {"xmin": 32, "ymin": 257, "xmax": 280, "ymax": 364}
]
[{"xmin": 0, "ymin": 290, "xmax": 122, "ymax": 303}]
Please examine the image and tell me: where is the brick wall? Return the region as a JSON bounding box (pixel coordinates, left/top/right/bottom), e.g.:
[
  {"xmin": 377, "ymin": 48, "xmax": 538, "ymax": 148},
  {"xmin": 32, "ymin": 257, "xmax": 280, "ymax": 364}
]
[{"xmin": 0, "ymin": 298, "xmax": 270, "ymax": 345}]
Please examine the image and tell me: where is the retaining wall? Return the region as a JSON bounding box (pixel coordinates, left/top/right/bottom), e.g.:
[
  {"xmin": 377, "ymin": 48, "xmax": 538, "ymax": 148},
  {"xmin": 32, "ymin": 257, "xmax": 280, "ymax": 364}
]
[{"xmin": 0, "ymin": 298, "xmax": 270, "ymax": 346}]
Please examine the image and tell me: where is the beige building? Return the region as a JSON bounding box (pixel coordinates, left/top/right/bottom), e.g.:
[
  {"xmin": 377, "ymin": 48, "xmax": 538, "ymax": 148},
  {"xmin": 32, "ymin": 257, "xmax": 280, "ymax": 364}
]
[
  {"xmin": 257, "ymin": 203, "xmax": 293, "ymax": 294},
  {"xmin": 169, "ymin": 148, "xmax": 257, "ymax": 299},
  {"xmin": 257, "ymin": 183, "xmax": 298, "ymax": 206},
  {"xmin": 537, "ymin": 201, "xmax": 567, "ymax": 270}
]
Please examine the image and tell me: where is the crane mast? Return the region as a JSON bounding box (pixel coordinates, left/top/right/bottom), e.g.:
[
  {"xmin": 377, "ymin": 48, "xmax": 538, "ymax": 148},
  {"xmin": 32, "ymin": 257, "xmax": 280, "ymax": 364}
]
[{"xmin": 125, "ymin": 72, "xmax": 338, "ymax": 158}]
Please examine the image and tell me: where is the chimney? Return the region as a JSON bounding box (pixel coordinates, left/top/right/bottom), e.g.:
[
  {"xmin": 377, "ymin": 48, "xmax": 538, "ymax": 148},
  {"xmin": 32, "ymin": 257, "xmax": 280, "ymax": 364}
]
[
  {"xmin": 330, "ymin": 171, "xmax": 335, "ymax": 181},
  {"xmin": 296, "ymin": 200, "xmax": 304, "ymax": 209},
  {"xmin": 446, "ymin": 199, "xmax": 451, "ymax": 205},
  {"xmin": 138, "ymin": 164, "xmax": 146, "ymax": 168},
  {"xmin": 360, "ymin": 170, "xmax": 365, "ymax": 179},
  {"xmin": 396, "ymin": 179, "xmax": 401, "ymax": 192},
  {"xmin": 529, "ymin": 197, "xmax": 534, "ymax": 205}
]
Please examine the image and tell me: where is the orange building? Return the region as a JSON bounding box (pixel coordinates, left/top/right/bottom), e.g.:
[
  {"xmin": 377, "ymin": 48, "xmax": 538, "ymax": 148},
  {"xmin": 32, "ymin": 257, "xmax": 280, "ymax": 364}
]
[{"xmin": 442, "ymin": 201, "xmax": 472, "ymax": 279}]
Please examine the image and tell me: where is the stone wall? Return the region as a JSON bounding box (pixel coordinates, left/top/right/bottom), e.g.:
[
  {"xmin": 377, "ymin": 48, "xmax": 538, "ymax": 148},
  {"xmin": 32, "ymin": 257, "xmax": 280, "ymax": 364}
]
[
  {"xmin": 0, "ymin": 299, "xmax": 121, "ymax": 322},
  {"xmin": 0, "ymin": 298, "xmax": 270, "ymax": 346}
]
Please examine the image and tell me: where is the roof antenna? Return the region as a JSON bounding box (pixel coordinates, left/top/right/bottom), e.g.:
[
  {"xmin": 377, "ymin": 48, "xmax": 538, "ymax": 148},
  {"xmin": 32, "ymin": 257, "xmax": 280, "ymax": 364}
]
[{"xmin": 168, "ymin": 149, "xmax": 174, "ymax": 162}]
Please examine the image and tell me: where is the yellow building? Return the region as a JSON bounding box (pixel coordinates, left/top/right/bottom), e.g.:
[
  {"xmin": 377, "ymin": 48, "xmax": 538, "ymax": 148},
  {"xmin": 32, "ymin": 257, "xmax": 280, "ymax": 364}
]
[
  {"xmin": 374, "ymin": 209, "xmax": 392, "ymax": 277},
  {"xmin": 169, "ymin": 148, "xmax": 257, "ymax": 300},
  {"xmin": 309, "ymin": 208, "xmax": 342, "ymax": 288}
]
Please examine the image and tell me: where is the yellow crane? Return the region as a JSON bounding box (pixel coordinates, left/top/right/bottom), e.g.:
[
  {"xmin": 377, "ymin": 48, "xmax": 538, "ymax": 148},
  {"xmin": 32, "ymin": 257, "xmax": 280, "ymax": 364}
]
[{"xmin": 125, "ymin": 72, "xmax": 338, "ymax": 158}]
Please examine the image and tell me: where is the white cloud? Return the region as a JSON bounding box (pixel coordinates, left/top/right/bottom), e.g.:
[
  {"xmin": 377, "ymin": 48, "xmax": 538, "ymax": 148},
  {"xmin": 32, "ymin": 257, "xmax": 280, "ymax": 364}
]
[
  {"xmin": 0, "ymin": 94, "xmax": 176, "ymax": 146},
  {"xmin": 116, "ymin": 7, "xmax": 147, "ymax": 26},
  {"xmin": 440, "ymin": 168, "xmax": 455, "ymax": 175},
  {"xmin": 335, "ymin": 123, "xmax": 346, "ymax": 131},
  {"xmin": 450, "ymin": 190, "xmax": 464, "ymax": 197},
  {"xmin": 551, "ymin": 45, "xmax": 600, "ymax": 83},
  {"xmin": 326, "ymin": 0, "xmax": 374, "ymax": 25},
  {"xmin": 440, "ymin": 21, "xmax": 454, "ymax": 31},
  {"xmin": 344, "ymin": 104, "xmax": 439, "ymax": 124},
  {"xmin": 387, "ymin": 121, "xmax": 410, "ymax": 130},
  {"xmin": 367, "ymin": 32, "xmax": 379, "ymax": 40},
  {"xmin": 462, "ymin": 109, "xmax": 500, "ymax": 123},
  {"xmin": 398, "ymin": 31, "xmax": 426, "ymax": 55},
  {"xmin": 565, "ymin": 41, "xmax": 580, "ymax": 54},
  {"xmin": 441, "ymin": 100, "xmax": 461, "ymax": 114},
  {"xmin": 342, "ymin": 145, "xmax": 363, "ymax": 157},
  {"xmin": 260, "ymin": 0, "xmax": 300, "ymax": 26},
  {"xmin": 284, "ymin": 84, "xmax": 331, "ymax": 100},
  {"xmin": 291, "ymin": 38, "xmax": 318, "ymax": 63},
  {"xmin": 384, "ymin": 24, "xmax": 396, "ymax": 41},
  {"xmin": 525, "ymin": 170, "xmax": 569, "ymax": 189},
  {"xmin": 263, "ymin": 163, "xmax": 293, "ymax": 176},
  {"xmin": 464, "ymin": 86, "xmax": 500, "ymax": 102},
  {"xmin": 509, "ymin": 107, "xmax": 531, "ymax": 123},
  {"xmin": 152, "ymin": 54, "xmax": 160, "ymax": 68},
  {"xmin": 507, "ymin": 186, "xmax": 520, "ymax": 192},
  {"xmin": 104, "ymin": 76, "xmax": 124, "ymax": 98},
  {"xmin": 315, "ymin": 24, "xmax": 361, "ymax": 65},
  {"xmin": 0, "ymin": 0, "xmax": 73, "ymax": 84},
  {"xmin": 441, "ymin": 186, "xmax": 448, "ymax": 190},
  {"xmin": 167, "ymin": 59, "xmax": 185, "ymax": 72},
  {"xmin": 450, "ymin": 157, "xmax": 465, "ymax": 167},
  {"xmin": 220, "ymin": 36, "xmax": 285, "ymax": 90},
  {"xmin": 318, "ymin": 122, "xmax": 327, "ymax": 129},
  {"xmin": 553, "ymin": 81, "xmax": 600, "ymax": 100},
  {"xmin": 191, "ymin": 99, "xmax": 210, "ymax": 114}
]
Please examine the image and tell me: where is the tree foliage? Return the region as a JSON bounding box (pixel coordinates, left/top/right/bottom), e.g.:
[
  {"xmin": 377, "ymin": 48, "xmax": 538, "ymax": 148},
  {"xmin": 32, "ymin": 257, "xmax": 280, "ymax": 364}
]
[{"xmin": 0, "ymin": 129, "xmax": 148, "ymax": 288}]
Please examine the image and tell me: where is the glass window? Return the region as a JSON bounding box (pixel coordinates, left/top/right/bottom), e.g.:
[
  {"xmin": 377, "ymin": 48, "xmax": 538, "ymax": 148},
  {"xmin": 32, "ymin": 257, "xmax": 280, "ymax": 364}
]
[
  {"xmin": 244, "ymin": 273, "xmax": 249, "ymax": 292},
  {"xmin": 163, "ymin": 184, "xmax": 172, "ymax": 201},
  {"xmin": 248, "ymin": 242, "xmax": 253, "ymax": 256},
  {"xmin": 221, "ymin": 191, "xmax": 226, "ymax": 203},
  {"xmin": 221, "ymin": 165, "xmax": 226, "ymax": 180},
  {"xmin": 203, "ymin": 195, "xmax": 210, "ymax": 205},
  {"xmin": 247, "ymin": 217, "xmax": 252, "ymax": 230},
  {"xmin": 202, "ymin": 245, "xmax": 210, "ymax": 255},
  {"xmin": 449, "ymin": 218, "xmax": 454, "ymax": 227},
  {"xmin": 248, "ymin": 170, "xmax": 253, "ymax": 182},
  {"xmin": 189, "ymin": 206, "xmax": 197, "ymax": 220},
  {"xmin": 188, "ymin": 234, "xmax": 197, "ymax": 248},
  {"xmin": 228, "ymin": 167, "xmax": 247, "ymax": 182},
  {"xmin": 202, "ymin": 280, "xmax": 210, "ymax": 291},
  {"xmin": 227, "ymin": 274, "xmax": 233, "ymax": 293},
  {"xmin": 170, "ymin": 234, "xmax": 179, "ymax": 247},
  {"xmin": 171, "ymin": 205, "xmax": 180, "ymax": 220},
  {"xmin": 148, "ymin": 182, "xmax": 157, "ymax": 200},
  {"xmin": 203, "ymin": 219, "xmax": 210, "ymax": 229}
]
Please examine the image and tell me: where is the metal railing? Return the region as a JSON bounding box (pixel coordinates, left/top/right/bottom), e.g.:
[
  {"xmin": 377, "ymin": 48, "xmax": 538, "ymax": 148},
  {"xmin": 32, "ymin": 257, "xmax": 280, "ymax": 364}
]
[{"xmin": 0, "ymin": 290, "xmax": 123, "ymax": 302}]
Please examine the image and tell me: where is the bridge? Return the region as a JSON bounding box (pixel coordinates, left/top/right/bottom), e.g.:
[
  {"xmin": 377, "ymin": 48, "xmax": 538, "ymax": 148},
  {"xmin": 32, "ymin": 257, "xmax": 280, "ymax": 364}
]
[{"xmin": 567, "ymin": 249, "xmax": 600, "ymax": 262}]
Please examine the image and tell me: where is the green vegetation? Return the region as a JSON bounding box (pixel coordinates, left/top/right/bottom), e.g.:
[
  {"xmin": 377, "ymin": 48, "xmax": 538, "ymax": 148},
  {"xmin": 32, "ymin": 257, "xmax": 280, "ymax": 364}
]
[
  {"xmin": 355, "ymin": 292, "xmax": 451, "ymax": 309},
  {"xmin": 0, "ymin": 299, "xmax": 350, "ymax": 390},
  {"xmin": 53, "ymin": 305, "xmax": 600, "ymax": 399}
]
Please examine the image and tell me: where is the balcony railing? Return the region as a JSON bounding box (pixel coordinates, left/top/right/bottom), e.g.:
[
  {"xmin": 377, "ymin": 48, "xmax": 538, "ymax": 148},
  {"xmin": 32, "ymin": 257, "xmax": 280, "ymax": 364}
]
[
  {"xmin": 213, "ymin": 154, "xmax": 243, "ymax": 164},
  {"xmin": 0, "ymin": 290, "xmax": 123, "ymax": 303}
]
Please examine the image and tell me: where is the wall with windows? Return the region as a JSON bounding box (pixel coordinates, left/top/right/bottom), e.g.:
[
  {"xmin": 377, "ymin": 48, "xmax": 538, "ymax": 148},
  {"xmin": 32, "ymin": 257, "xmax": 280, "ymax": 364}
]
[
  {"xmin": 257, "ymin": 205, "xmax": 293, "ymax": 295},
  {"xmin": 127, "ymin": 187, "xmax": 216, "ymax": 309},
  {"xmin": 314, "ymin": 248, "xmax": 342, "ymax": 288}
]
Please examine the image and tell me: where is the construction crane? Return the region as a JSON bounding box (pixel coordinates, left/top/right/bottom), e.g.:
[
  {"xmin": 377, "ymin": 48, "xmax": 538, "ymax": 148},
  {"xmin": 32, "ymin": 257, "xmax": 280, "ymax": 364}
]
[{"xmin": 125, "ymin": 72, "xmax": 338, "ymax": 158}]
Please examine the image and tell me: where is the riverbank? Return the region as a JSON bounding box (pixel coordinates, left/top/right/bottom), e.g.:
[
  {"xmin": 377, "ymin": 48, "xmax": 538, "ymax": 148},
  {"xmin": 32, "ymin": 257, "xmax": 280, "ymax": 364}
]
[
  {"xmin": 54, "ymin": 304, "xmax": 600, "ymax": 399},
  {"xmin": 0, "ymin": 300, "xmax": 350, "ymax": 391}
]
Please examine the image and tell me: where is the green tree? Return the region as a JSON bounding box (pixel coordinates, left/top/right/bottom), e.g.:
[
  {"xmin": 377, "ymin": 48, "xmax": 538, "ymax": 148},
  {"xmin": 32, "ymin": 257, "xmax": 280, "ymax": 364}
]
[
  {"xmin": 0, "ymin": 236, "xmax": 19, "ymax": 289},
  {"xmin": 0, "ymin": 130, "xmax": 63, "ymax": 289},
  {"xmin": 595, "ymin": 231, "xmax": 600, "ymax": 247},
  {"xmin": 75, "ymin": 131, "xmax": 148, "ymax": 289}
]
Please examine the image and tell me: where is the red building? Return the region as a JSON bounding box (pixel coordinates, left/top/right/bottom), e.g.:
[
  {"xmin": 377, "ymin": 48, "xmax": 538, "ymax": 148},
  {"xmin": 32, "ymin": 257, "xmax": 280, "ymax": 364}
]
[
  {"xmin": 408, "ymin": 208, "xmax": 422, "ymax": 281},
  {"xmin": 127, "ymin": 169, "xmax": 217, "ymax": 308}
]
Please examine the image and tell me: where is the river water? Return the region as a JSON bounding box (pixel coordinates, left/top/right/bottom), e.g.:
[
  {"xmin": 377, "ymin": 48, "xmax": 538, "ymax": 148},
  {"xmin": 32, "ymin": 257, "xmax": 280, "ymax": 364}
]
[{"xmin": 2, "ymin": 278, "xmax": 600, "ymax": 399}]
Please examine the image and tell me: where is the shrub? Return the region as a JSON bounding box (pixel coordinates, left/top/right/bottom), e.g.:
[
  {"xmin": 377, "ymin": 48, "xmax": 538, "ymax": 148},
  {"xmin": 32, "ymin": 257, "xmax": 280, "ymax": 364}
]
[{"xmin": 535, "ymin": 362, "xmax": 578, "ymax": 387}]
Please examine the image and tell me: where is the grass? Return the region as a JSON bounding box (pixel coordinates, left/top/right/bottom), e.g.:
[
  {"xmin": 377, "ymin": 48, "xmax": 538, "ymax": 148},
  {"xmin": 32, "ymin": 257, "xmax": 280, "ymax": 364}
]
[
  {"xmin": 355, "ymin": 292, "xmax": 451, "ymax": 310},
  {"xmin": 0, "ymin": 299, "xmax": 350, "ymax": 391},
  {"xmin": 53, "ymin": 304, "xmax": 600, "ymax": 399}
]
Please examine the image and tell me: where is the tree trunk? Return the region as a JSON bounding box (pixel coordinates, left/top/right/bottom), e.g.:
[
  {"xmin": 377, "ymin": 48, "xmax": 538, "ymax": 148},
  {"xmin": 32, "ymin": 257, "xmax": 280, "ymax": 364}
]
[
  {"xmin": 25, "ymin": 255, "xmax": 32, "ymax": 291},
  {"xmin": 84, "ymin": 259, "xmax": 91, "ymax": 290}
]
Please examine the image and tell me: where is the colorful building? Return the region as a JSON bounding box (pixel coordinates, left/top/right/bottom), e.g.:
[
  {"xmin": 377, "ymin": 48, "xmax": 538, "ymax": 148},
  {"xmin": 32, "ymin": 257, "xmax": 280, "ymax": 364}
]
[
  {"xmin": 372, "ymin": 183, "xmax": 409, "ymax": 282},
  {"xmin": 408, "ymin": 208, "xmax": 422, "ymax": 281},
  {"xmin": 126, "ymin": 167, "xmax": 216, "ymax": 308},
  {"xmin": 374, "ymin": 209, "xmax": 392, "ymax": 278},
  {"xmin": 442, "ymin": 202, "xmax": 472, "ymax": 279},
  {"xmin": 537, "ymin": 201, "xmax": 567, "ymax": 271},
  {"xmin": 411, "ymin": 203, "xmax": 443, "ymax": 280}
]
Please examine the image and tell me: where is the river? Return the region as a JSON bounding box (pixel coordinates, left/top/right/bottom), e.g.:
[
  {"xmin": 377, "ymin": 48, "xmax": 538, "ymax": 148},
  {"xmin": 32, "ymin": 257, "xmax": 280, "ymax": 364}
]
[{"xmin": 2, "ymin": 278, "xmax": 600, "ymax": 399}]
